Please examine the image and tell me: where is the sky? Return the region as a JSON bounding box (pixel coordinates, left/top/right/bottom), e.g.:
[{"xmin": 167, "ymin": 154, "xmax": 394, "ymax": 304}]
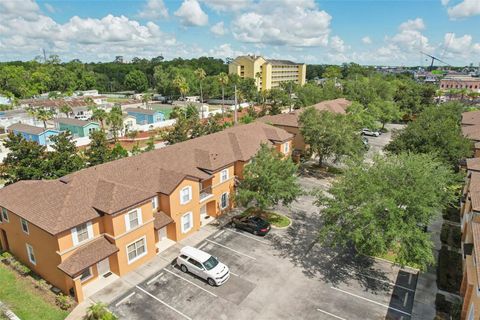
[{"xmin": 1, "ymin": 0, "xmax": 480, "ymax": 66}]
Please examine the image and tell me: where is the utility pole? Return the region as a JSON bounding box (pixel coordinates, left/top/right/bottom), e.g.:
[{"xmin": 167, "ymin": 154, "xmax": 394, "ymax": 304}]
[{"xmin": 234, "ymin": 85, "xmax": 238, "ymax": 125}]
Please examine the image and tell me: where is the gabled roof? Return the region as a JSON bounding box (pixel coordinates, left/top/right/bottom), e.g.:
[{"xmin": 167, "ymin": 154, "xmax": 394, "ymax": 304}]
[
  {"xmin": 125, "ymin": 108, "xmax": 161, "ymax": 116},
  {"xmin": 0, "ymin": 122, "xmax": 292, "ymax": 235},
  {"xmin": 8, "ymin": 123, "xmax": 51, "ymax": 135},
  {"xmin": 56, "ymin": 118, "xmax": 99, "ymax": 127}
]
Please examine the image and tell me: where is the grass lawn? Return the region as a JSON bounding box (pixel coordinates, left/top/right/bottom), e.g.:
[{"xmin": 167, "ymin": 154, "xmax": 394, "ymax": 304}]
[
  {"xmin": 243, "ymin": 208, "xmax": 291, "ymax": 228},
  {"xmin": 0, "ymin": 264, "xmax": 68, "ymax": 320}
]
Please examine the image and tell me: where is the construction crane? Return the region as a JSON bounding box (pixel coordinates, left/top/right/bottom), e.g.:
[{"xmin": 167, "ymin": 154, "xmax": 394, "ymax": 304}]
[{"xmin": 421, "ymin": 52, "xmax": 451, "ymax": 71}]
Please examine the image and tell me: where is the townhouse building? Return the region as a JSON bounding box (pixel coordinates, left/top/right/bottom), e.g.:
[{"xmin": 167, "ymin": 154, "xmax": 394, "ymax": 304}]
[
  {"xmin": 0, "ymin": 122, "xmax": 293, "ymax": 303},
  {"xmin": 228, "ymin": 55, "xmax": 306, "ymax": 91}
]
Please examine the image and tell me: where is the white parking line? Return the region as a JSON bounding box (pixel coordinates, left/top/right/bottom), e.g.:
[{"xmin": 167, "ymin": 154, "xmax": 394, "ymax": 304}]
[
  {"xmin": 197, "ymin": 242, "xmax": 208, "ymax": 250},
  {"xmin": 355, "ymin": 273, "xmax": 416, "ymax": 292},
  {"xmin": 146, "ymin": 272, "xmax": 164, "ymax": 285},
  {"xmin": 164, "ymin": 268, "xmax": 218, "ymax": 297},
  {"xmin": 230, "ymin": 271, "xmax": 239, "ymax": 277},
  {"xmin": 206, "ymin": 239, "xmax": 257, "ymax": 260},
  {"xmin": 404, "ymin": 292, "xmax": 409, "ymax": 307},
  {"xmin": 316, "ymin": 308, "xmax": 347, "ymax": 320},
  {"xmin": 213, "ymin": 230, "xmax": 226, "ymax": 239},
  {"xmin": 223, "ymin": 228, "xmax": 269, "ymax": 244},
  {"xmin": 330, "ymin": 287, "xmax": 411, "ymax": 317},
  {"xmin": 115, "ymin": 292, "xmax": 135, "ymax": 307},
  {"xmin": 136, "ymin": 285, "xmax": 193, "ymax": 320}
]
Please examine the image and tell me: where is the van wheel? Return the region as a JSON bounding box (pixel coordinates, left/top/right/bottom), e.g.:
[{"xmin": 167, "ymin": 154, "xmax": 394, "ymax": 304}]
[
  {"xmin": 180, "ymin": 265, "xmax": 188, "ymax": 273},
  {"xmin": 207, "ymin": 278, "xmax": 216, "ymax": 286}
]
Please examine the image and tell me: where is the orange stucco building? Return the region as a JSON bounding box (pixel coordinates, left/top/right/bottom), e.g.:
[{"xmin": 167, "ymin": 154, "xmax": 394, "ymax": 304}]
[{"xmin": 0, "ymin": 122, "xmax": 292, "ymax": 303}]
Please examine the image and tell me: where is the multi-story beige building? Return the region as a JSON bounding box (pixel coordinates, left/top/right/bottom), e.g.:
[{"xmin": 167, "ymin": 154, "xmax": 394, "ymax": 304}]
[{"xmin": 228, "ymin": 55, "xmax": 306, "ymax": 91}]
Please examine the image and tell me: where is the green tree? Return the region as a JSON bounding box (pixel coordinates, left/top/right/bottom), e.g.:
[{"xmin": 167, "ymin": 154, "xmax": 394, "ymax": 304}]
[
  {"xmin": 322, "ymin": 66, "xmax": 342, "ymax": 79},
  {"xmin": 29, "ymin": 107, "xmax": 55, "ymax": 129},
  {"xmin": 110, "ymin": 143, "xmax": 128, "ymax": 160},
  {"xmin": 46, "ymin": 132, "xmax": 85, "ymax": 178},
  {"xmin": 370, "ymin": 100, "xmax": 402, "ymax": 130},
  {"xmin": 173, "ymin": 76, "xmax": 189, "ymax": 99},
  {"xmin": 144, "ymin": 136, "xmax": 155, "ymax": 152},
  {"xmin": 106, "ymin": 106, "xmax": 124, "ymax": 141},
  {"xmin": 89, "ymin": 106, "xmax": 107, "ymax": 129},
  {"xmin": 299, "ymin": 107, "xmax": 365, "ymax": 166},
  {"xmin": 124, "ymin": 70, "xmax": 148, "ymax": 93},
  {"xmin": 386, "ymin": 102, "xmax": 473, "ymax": 167},
  {"xmin": 163, "ymin": 113, "xmax": 191, "ymax": 144},
  {"xmin": 85, "ymin": 130, "xmax": 111, "ymax": 166},
  {"xmin": 84, "ymin": 302, "xmax": 118, "ymax": 320},
  {"xmin": 141, "ymin": 93, "xmax": 152, "ymax": 108},
  {"xmin": 0, "ymin": 133, "xmax": 48, "ymax": 185},
  {"xmin": 236, "ymin": 144, "xmax": 302, "ymax": 211},
  {"xmin": 59, "ymin": 104, "xmax": 73, "ymax": 118},
  {"xmin": 316, "ymin": 153, "xmax": 459, "ymax": 270}
]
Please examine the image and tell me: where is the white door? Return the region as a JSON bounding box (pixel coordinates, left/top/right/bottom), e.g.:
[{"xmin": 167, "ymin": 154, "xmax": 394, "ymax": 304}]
[
  {"xmin": 200, "ymin": 205, "xmax": 207, "ymax": 220},
  {"xmin": 97, "ymin": 258, "xmax": 110, "ymax": 276},
  {"xmin": 158, "ymin": 227, "xmax": 167, "ymax": 241}
]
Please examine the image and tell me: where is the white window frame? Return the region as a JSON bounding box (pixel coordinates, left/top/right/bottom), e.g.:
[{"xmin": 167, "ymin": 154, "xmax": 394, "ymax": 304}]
[
  {"xmin": 220, "ymin": 169, "xmax": 229, "ymax": 182},
  {"xmin": 126, "ymin": 236, "xmax": 147, "ymax": 264},
  {"xmin": 180, "ymin": 186, "xmax": 192, "ymax": 205},
  {"xmin": 181, "ymin": 212, "xmax": 193, "ymax": 234},
  {"xmin": 2, "ymin": 208, "xmax": 8, "ymax": 222},
  {"xmin": 284, "ymin": 142, "xmax": 289, "ymax": 153},
  {"xmin": 220, "ymin": 192, "xmax": 229, "ymax": 209},
  {"xmin": 124, "ymin": 208, "xmax": 143, "ymax": 231},
  {"xmin": 71, "ymin": 222, "xmax": 94, "ymax": 246},
  {"xmin": 26, "ymin": 244, "xmax": 36, "ymax": 265},
  {"xmin": 21, "ymin": 218, "xmax": 29, "ymax": 234},
  {"xmin": 151, "ymin": 197, "xmax": 158, "ymax": 211}
]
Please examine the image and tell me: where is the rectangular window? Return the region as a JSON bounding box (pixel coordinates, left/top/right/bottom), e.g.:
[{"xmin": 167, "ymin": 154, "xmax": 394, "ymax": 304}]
[
  {"xmin": 26, "ymin": 244, "xmax": 36, "ymax": 265},
  {"xmin": 2, "ymin": 208, "xmax": 8, "ymax": 222},
  {"xmin": 151, "ymin": 197, "xmax": 158, "ymax": 210},
  {"xmin": 125, "ymin": 209, "xmax": 142, "ymax": 231},
  {"xmin": 76, "ymin": 223, "xmax": 90, "ymax": 243},
  {"xmin": 71, "ymin": 222, "xmax": 93, "ymax": 246},
  {"xmin": 221, "ymin": 193, "xmax": 229, "ymax": 209},
  {"xmin": 284, "ymin": 142, "xmax": 289, "ymax": 154},
  {"xmin": 127, "ymin": 237, "xmax": 147, "ymax": 264},
  {"xmin": 220, "ymin": 169, "xmax": 229, "ymax": 182},
  {"xmin": 80, "ymin": 267, "xmax": 93, "ymax": 282},
  {"xmin": 180, "ymin": 186, "xmax": 192, "ymax": 204},
  {"xmin": 181, "ymin": 212, "xmax": 193, "ymax": 233},
  {"xmin": 21, "ymin": 218, "xmax": 29, "ymax": 234}
]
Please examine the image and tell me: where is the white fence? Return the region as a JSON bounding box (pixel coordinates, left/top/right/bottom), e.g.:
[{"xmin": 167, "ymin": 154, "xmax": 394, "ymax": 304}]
[{"xmin": 135, "ymin": 119, "xmax": 176, "ymax": 132}]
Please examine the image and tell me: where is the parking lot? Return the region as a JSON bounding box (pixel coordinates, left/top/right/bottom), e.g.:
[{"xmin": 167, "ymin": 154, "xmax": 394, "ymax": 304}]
[{"xmin": 109, "ymin": 127, "xmax": 417, "ymax": 320}]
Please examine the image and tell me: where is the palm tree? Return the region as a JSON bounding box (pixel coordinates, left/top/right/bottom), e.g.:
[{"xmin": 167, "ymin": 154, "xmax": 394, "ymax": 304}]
[
  {"xmin": 217, "ymin": 72, "xmax": 229, "ymax": 119},
  {"xmin": 173, "ymin": 76, "xmax": 189, "ymax": 100},
  {"xmin": 89, "ymin": 106, "xmax": 107, "ymax": 129},
  {"xmin": 35, "ymin": 108, "xmax": 55, "ymax": 129},
  {"xmin": 195, "ymin": 68, "xmax": 206, "ymax": 118},
  {"xmin": 59, "ymin": 104, "xmax": 73, "ymax": 118},
  {"xmin": 141, "ymin": 93, "xmax": 152, "ymax": 109},
  {"xmin": 85, "ymin": 302, "xmax": 117, "ymax": 320},
  {"xmin": 106, "ymin": 106, "xmax": 123, "ymax": 141}
]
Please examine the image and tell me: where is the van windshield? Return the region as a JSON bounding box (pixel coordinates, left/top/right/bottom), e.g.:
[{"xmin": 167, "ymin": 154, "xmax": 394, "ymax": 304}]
[{"xmin": 203, "ymin": 256, "xmax": 219, "ymax": 270}]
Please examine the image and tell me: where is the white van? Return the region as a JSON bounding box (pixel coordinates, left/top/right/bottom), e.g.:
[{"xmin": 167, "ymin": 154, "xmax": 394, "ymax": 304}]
[{"xmin": 176, "ymin": 246, "xmax": 230, "ymax": 286}]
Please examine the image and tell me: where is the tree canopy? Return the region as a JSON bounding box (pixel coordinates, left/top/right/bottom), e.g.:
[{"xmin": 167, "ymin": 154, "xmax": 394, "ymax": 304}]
[{"xmin": 316, "ymin": 152, "xmax": 460, "ymax": 270}]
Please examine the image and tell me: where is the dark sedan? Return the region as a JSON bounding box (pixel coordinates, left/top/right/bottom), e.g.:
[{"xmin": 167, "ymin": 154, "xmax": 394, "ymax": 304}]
[{"xmin": 231, "ymin": 215, "xmax": 271, "ymax": 236}]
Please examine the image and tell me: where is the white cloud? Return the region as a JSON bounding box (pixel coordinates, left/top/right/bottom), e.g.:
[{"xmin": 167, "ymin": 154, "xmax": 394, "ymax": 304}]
[
  {"xmin": 201, "ymin": 0, "xmax": 252, "ymax": 12},
  {"xmin": 362, "ymin": 36, "xmax": 372, "ymax": 45},
  {"xmin": 175, "ymin": 0, "xmax": 208, "ymax": 27},
  {"xmin": 441, "ymin": 0, "xmax": 450, "ymax": 6},
  {"xmin": 329, "ymin": 36, "xmax": 347, "ymax": 53},
  {"xmin": 210, "ymin": 21, "xmax": 227, "ymax": 36},
  {"xmin": 44, "ymin": 3, "xmax": 56, "ymax": 13},
  {"xmin": 399, "ymin": 18, "xmax": 425, "ymax": 31},
  {"xmin": 137, "ymin": 0, "xmax": 169, "ymax": 19},
  {"xmin": 389, "ymin": 18, "xmax": 432, "ymax": 53},
  {"xmin": 441, "ymin": 32, "xmax": 480, "ymax": 62},
  {"xmin": 447, "ymin": 0, "xmax": 480, "ymax": 19},
  {"xmin": 232, "ymin": 0, "xmax": 332, "ymax": 47},
  {"xmin": 208, "ymin": 43, "xmax": 245, "ymax": 58}
]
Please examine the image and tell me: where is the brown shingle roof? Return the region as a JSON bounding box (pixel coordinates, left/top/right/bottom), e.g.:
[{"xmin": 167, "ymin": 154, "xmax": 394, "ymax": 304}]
[
  {"xmin": 462, "ymin": 111, "xmax": 480, "ymax": 126},
  {"xmin": 0, "ymin": 122, "xmax": 292, "ymax": 234},
  {"xmin": 260, "ymin": 113, "xmax": 299, "ymax": 127},
  {"xmin": 154, "ymin": 211, "xmax": 174, "ymax": 230},
  {"xmin": 467, "ymin": 158, "xmax": 480, "ymax": 172},
  {"xmin": 309, "ymin": 98, "xmax": 350, "ymax": 114},
  {"xmin": 56, "ymin": 118, "xmax": 98, "ymax": 127},
  {"xmin": 471, "ymin": 222, "xmax": 480, "ymax": 286},
  {"xmin": 8, "ymin": 123, "xmax": 48, "ymax": 135},
  {"xmin": 57, "ymin": 236, "xmax": 118, "ymax": 277}
]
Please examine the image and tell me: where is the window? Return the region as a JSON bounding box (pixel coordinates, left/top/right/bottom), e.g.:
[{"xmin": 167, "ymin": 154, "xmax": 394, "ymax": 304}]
[
  {"xmin": 125, "ymin": 209, "xmax": 142, "ymax": 231},
  {"xmin": 1, "ymin": 208, "xmax": 8, "ymax": 222},
  {"xmin": 221, "ymin": 193, "xmax": 229, "ymax": 209},
  {"xmin": 151, "ymin": 197, "xmax": 158, "ymax": 210},
  {"xmin": 181, "ymin": 212, "xmax": 193, "ymax": 233},
  {"xmin": 188, "ymin": 258, "xmax": 203, "ymax": 269},
  {"xmin": 284, "ymin": 142, "xmax": 289, "ymax": 154},
  {"xmin": 21, "ymin": 218, "xmax": 29, "ymax": 234},
  {"xmin": 80, "ymin": 268, "xmax": 93, "ymax": 282},
  {"xmin": 220, "ymin": 169, "xmax": 229, "ymax": 182},
  {"xmin": 180, "ymin": 186, "xmax": 192, "ymax": 204},
  {"xmin": 71, "ymin": 222, "xmax": 93, "ymax": 246},
  {"xmin": 26, "ymin": 244, "xmax": 36, "ymax": 265},
  {"xmin": 127, "ymin": 237, "xmax": 147, "ymax": 264}
]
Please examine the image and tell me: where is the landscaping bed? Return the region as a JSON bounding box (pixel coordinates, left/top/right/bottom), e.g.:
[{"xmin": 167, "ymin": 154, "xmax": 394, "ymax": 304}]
[
  {"xmin": 437, "ymin": 247, "xmax": 463, "ymax": 294},
  {"xmin": 440, "ymin": 223, "xmax": 461, "ymax": 249},
  {"xmin": 242, "ymin": 208, "xmax": 291, "ymax": 228},
  {"xmin": 442, "ymin": 205, "xmax": 461, "ymax": 223},
  {"xmin": 435, "ymin": 293, "xmax": 461, "ymax": 320}
]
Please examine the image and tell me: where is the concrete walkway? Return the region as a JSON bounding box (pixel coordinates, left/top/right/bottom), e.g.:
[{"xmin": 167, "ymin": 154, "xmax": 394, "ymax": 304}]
[
  {"xmin": 66, "ymin": 224, "xmax": 220, "ymax": 320},
  {"xmin": 411, "ymin": 215, "xmax": 443, "ymax": 319}
]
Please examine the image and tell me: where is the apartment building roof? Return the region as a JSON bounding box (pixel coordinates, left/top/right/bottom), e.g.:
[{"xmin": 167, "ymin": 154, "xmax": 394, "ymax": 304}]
[
  {"xmin": 8, "ymin": 123, "xmax": 48, "ymax": 135},
  {"xmin": 471, "ymin": 222, "xmax": 480, "ymax": 285},
  {"xmin": 57, "ymin": 236, "xmax": 118, "ymax": 277},
  {"xmin": 0, "ymin": 122, "xmax": 292, "ymax": 235},
  {"xmin": 467, "ymin": 158, "xmax": 480, "ymax": 172},
  {"xmin": 267, "ymin": 59, "xmax": 303, "ymax": 66},
  {"xmin": 56, "ymin": 118, "xmax": 98, "ymax": 127},
  {"xmin": 462, "ymin": 110, "xmax": 480, "ymax": 126}
]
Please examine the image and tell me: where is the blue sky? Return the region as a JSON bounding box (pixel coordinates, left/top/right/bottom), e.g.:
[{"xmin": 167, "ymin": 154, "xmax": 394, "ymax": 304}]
[{"xmin": 1, "ymin": 0, "xmax": 480, "ymax": 66}]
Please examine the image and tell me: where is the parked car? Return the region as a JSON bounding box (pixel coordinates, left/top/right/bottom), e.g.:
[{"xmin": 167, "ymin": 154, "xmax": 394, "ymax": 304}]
[
  {"xmin": 231, "ymin": 215, "xmax": 271, "ymax": 236},
  {"xmin": 362, "ymin": 128, "xmax": 380, "ymax": 137},
  {"xmin": 176, "ymin": 246, "xmax": 230, "ymax": 286}
]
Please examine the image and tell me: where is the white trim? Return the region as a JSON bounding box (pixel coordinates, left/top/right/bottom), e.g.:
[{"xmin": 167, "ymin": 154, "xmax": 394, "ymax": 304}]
[
  {"xmin": 152, "ymin": 197, "xmax": 158, "ymax": 210},
  {"xmin": 71, "ymin": 222, "xmax": 93, "ymax": 246},
  {"xmin": 284, "ymin": 142, "xmax": 289, "ymax": 154},
  {"xmin": 21, "ymin": 218, "xmax": 29, "ymax": 235},
  {"xmin": 26, "ymin": 243, "xmax": 36, "ymax": 265},
  {"xmin": 126, "ymin": 236, "xmax": 148, "ymax": 265},
  {"xmin": 220, "ymin": 169, "xmax": 229, "ymax": 182},
  {"xmin": 180, "ymin": 186, "xmax": 192, "ymax": 205},
  {"xmin": 1, "ymin": 208, "xmax": 9, "ymax": 222},
  {"xmin": 125, "ymin": 208, "xmax": 142, "ymax": 231},
  {"xmin": 220, "ymin": 192, "xmax": 229, "ymax": 209},
  {"xmin": 181, "ymin": 212, "xmax": 193, "ymax": 234}
]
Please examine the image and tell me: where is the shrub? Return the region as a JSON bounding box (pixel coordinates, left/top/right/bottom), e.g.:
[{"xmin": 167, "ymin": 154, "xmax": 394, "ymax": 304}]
[
  {"xmin": 85, "ymin": 302, "xmax": 118, "ymax": 320},
  {"xmin": 440, "ymin": 224, "xmax": 449, "ymax": 244},
  {"xmin": 55, "ymin": 294, "xmax": 73, "ymax": 311},
  {"xmin": 1, "ymin": 252, "xmax": 13, "ymax": 261},
  {"xmin": 13, "ymin": 262, "xmax": 31, "ymax": 275},
  {"xmin": 451, "ymin": 227, "xmax": 462, "ymax": 249},
  {"xmin": 437, "ymin": 247, "xmax": 462, "ymax": 293},
  {"xmin": 35, "ymin": 279, "xmax": 50, "ymax": 291}
]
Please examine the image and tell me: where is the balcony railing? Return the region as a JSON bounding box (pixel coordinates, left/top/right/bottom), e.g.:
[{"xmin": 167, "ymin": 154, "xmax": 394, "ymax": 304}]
[{"xmin": 199, "ymin": 186, "xmax": 213, "ymax": 202}]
